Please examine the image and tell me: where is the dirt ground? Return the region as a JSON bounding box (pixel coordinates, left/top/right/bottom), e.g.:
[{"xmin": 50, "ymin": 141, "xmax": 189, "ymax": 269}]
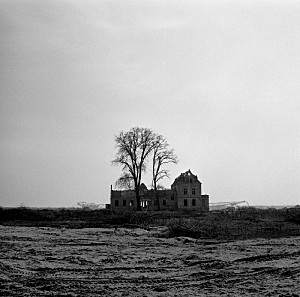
[{"xmin": 0, "ymin": 226, "xmax": 299, "ymax": 296}]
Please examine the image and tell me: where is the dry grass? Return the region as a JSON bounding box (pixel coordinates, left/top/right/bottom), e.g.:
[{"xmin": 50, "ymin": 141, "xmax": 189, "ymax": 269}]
[{"xmin": 0, "ymin": 206, "xmax": 299, "ymax": 240}]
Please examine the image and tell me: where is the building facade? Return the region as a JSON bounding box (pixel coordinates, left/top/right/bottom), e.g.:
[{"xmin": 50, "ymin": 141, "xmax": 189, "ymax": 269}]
[{"xmin": 110, "ymin": 169, "xmax": 209, "ymax": 212}]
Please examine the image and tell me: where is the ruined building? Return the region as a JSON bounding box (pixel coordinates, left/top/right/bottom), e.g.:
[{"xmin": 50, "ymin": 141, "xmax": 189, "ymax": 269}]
[{"xmin": 110, "ymin": 169, "xmax": 209, "ymax": 212}]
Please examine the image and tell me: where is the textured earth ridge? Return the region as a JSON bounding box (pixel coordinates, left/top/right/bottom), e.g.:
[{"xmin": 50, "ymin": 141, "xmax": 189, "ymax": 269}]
[{"xmin": 0, "ymin": 226, "xmax": 299, "ymax": 296}]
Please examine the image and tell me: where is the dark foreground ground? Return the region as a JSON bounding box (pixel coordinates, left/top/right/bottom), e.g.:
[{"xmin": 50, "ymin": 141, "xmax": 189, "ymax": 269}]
[{"xmin": 1, "ymin": 225, "xmax": 300, "ymax": 296}]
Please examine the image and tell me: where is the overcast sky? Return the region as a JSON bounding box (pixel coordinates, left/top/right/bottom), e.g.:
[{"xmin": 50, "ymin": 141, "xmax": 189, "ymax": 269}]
[{"xmin": 1, "ymin": 0, "xmax": 299, "ymax": 207}]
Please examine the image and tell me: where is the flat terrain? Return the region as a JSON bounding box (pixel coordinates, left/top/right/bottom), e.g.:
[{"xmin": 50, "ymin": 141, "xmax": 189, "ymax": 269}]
[{"xmin": 0, "ymin": 226, "xmax": 299, "ymax": 296}]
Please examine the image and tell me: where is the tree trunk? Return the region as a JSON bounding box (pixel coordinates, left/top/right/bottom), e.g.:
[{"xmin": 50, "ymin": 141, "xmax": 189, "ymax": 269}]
[
  {"xmin": 154, "ymin": 182, "xmax": 160, "ymax": 211},
  {"xmin": 135, "ymin": 188, "xmax": 142, "ymax": 211}
]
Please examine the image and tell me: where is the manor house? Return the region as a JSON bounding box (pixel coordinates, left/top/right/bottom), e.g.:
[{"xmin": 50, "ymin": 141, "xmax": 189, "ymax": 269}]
[{"xmin": 110, "ymin": 169, "xmax": 209, "ymax": 212}]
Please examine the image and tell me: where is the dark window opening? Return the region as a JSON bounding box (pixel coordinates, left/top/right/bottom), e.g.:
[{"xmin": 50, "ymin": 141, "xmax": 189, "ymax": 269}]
[
  {"xmin": 192, "ymin": 188, "xmax": 195, "ymax": 195},
  {"xmin": 192, "ymin": 199, "xmax": 196, "ymax": 206},
  {"xmin": 184, "ymin": 199, "xmax": 188, "ymax": 206},
  {"xmin": 115, "ymin": 200, "xmax": 119, "ymax": 207},
  {"xmin": 171, "ymin": 195, "xmax": 174, "ymax": 200},
  {"xmin": 184, "ymin": 188, "xmax": 187, "ymax": 195},
  {"xmin": 163, "ymin": 200, "xmax": 166, "ymax": 206},
  {"xmin": 123, "ymin": 200, "xmax": 126, "ymax": 206}
]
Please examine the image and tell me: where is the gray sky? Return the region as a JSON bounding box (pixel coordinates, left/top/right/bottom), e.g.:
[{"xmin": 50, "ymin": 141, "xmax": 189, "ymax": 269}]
[{"xmin": 1, "ymin": 0, "xmax": 299, "ymax": 207}]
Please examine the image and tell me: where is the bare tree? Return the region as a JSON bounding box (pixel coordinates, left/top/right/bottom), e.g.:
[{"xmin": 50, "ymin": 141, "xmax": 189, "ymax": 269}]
[
  {"xmin": 151, "ymin": 134, "xmax": 178, "ymax": 210},
  {"xmin": 112, "ymin": 127, "xmax": 155, "ymax": 210},
  {"xmin": 115, "ymin": 172, "xmax": 134, "ymax": 190}
]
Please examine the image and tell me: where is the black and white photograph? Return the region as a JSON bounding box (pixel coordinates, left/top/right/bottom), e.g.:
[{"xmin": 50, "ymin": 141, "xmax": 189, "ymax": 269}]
[{"xmin": 1, "ymin": 0, "xmax": 300, "ymax": 296}]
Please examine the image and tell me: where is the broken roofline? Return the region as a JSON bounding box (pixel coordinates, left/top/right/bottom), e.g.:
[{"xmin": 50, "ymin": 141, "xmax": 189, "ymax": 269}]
[{"xmin": 112, "ymin": 169, "xmax": 203, "ymax": 191}]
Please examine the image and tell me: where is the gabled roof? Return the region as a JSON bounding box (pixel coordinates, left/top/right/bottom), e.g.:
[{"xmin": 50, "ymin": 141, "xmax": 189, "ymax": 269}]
[{"xmin": 173, "ymin": 169, "xmax": 201, "ymax": 183}]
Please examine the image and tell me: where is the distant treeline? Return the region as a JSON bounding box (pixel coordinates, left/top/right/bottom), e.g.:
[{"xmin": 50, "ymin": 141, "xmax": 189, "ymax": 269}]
[{"xmin": 0, "ymin": 206, "xmax": 299, "ymax": 240}]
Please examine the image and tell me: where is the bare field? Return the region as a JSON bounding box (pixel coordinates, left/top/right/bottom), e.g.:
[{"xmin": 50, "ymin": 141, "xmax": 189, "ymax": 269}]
[{"xmin": 0, "ymin": 226, "xmax": 299, "ymax": 297}]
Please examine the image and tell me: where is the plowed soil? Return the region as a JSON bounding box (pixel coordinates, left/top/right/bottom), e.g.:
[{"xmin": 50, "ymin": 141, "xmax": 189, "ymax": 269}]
[{"xmin": 0, "ymin": 226, "xmax": 299, "ymax": 296}]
